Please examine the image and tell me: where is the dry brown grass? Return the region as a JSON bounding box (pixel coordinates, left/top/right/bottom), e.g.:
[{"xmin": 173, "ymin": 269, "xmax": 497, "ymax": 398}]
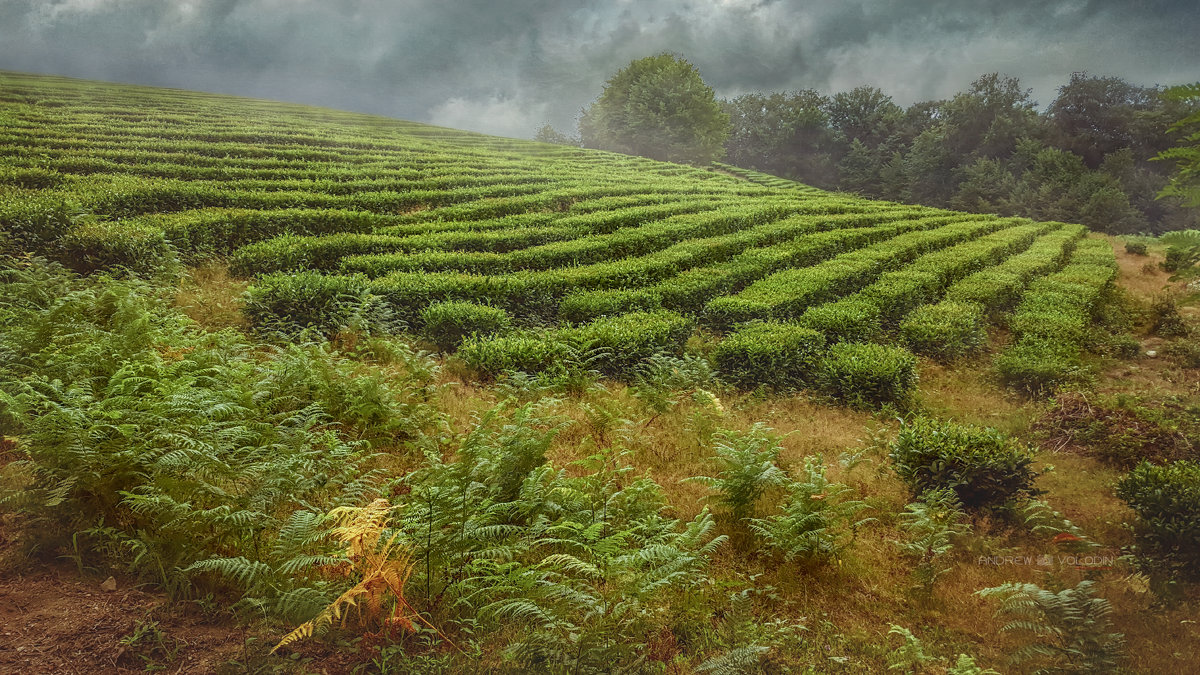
[{"xmin": 174, "ymin": 260, "xmax": 249, "ymax": 331}]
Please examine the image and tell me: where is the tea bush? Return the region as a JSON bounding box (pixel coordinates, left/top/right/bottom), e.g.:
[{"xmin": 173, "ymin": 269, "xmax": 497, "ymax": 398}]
[
  {"xmin": 1116, "ymin": 460, "xmax": 1200, "ymax": 579},
  {"xmin": 890, "ymin": 417, "xmax": 1038, "ymax": 511},
  {"xmin": 419, "ymin": 300, "xmax": 511, "ymax": 351},
  {"xmin": 899, "ymin": 301, "xmax": 986, "ymax": 361},
  {"xmin": 59, "ymin": 219, "xmax": 178, "ymax": 275},
  {"xmin": 797, "ymin": 298, "xmax": 882, "ymax": 343},
  {"xmin": 712, "ymin": 321, "xmax": 826, "ymax": 391},
  {"xmin": 819, "ymin": 342, "xmax": 919, "ymax": 408},
  {"xmin": 570, "ymin": 310, "xmax": 694, "ymax": 376}
]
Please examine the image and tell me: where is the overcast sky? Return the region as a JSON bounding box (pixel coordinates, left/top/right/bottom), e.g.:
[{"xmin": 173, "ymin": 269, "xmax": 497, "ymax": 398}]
[{"xmin": 1, "ymin": 0, "xmax": 1197, "ymax": 138}]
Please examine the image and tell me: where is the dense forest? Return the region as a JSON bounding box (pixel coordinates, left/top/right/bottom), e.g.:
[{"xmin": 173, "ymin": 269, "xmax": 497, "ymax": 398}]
[{"xmin": 546, "ymin": 72, "xmax": 1200, "ymax": 234}]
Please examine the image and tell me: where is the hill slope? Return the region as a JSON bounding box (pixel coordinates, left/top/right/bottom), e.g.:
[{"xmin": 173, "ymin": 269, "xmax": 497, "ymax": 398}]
[
  {"xmin": 2, "ymin": 72, "xmax": 1198, "ymax": 674},
  {"xmin": 1, "ymin": 70, "xmax": 1114, "ymax": 402}
]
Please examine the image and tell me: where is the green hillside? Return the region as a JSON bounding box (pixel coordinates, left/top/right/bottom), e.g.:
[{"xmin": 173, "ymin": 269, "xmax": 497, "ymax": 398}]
[
  {"xmin": 0, "ymin": 71, "xmax": 1115, "ymax": 402},
  {"xmin": 2, "ymin": 72, "xmax": 1198, "ymax": 673}
]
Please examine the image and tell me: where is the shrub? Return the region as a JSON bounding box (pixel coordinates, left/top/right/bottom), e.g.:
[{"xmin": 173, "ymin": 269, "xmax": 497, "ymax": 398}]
[
  {"xmin": 0, "ymin": 166, "xmax": 64, "ymax": 189},
  {"xmin": 1124, "ymin": 240, "xmax": 1149, "ymax": 256},
  {"xmin": 572, "ymin": 310, "xmax": 694, "ymax": 376},
  {"xmin": 1096, "ymin": 332, "xmax": 1141, "ymax": 359},
  {"xmin": 944, "ymin": 270, "xmax": 1023, "ymax": 312},
  {"xmin": 900, "ymin": 302, "xmax": 986, "ymax": 361},
  {"xmin": 797, "ymin": 298, "xmax": 882, "ymax": 343},
  {"xmin": 0, "ymin": 196, "xmax": 82, "ymax": 255},
  {"xmin": 557, "ymin": 289, "xmax": 661, "ymax": 324},
  {"xmin": 1149, "ymin": 293, "xmax": 1190, "ymax": 338},
  {"xmin": 1164, "ymin": 338, "xmax": 1200, "ymax": 368},
  {"xmin": 243, "ymin": 271, "xmax": 392, "ymax": 336},
  {"xmin": 59, "ymin": 220, "xmax": 178, "ymax": 275},
  {"xmin": 1160, "ymin": 230, "xmax": 1200, "ymax": 274},
  {"xmin": 419, "ymin": 301, "xmax": 511, "ymax": 351},
  {"xmin": 818, "ymin": 342, "xmax": 919, "ymax": 408},
  {"xmin": 712, "ymin": 321, "xmax": 826, "ymax": 391},
  {"xmin": 890, "ymin": 417, "xmax": 1038, "ymax": 511},
  {"xmin": 1116, "ymin": 460, "xmax": 1200, "ymax": 579},
  {"xmin": 995, "ymin": 338, "xmax": 1084, "ymax": 397},
  {"xmin": 457, "ymin": 331, "xmax": 572, "ymax": 378}
]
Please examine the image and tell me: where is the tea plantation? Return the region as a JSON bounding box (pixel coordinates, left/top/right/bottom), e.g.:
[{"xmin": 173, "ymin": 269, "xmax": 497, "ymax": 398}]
[
  {"xmin": 4, "ymin": 72, "xmax": 1197, "ymax": 674},
  {"xmin": 0, "ymin": 71, "xmax": 1116, "ymax": 406}
]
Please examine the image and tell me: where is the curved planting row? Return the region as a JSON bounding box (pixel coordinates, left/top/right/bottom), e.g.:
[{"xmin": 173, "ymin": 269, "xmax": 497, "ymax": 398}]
[
  {"xmin": 703, "ymin": 216, "xmax": 1005, "ymax": 329},
  {"xmin": 900, "ymin": 224, "xmax": 1086, "ymax": 360},
  {"xmin": 994, "ymin": 239, "xmax": 1119, "ymax": 395},
  {"xmin": 0, "ymin": 71, "xmax": 1119, "ymax": 406}
]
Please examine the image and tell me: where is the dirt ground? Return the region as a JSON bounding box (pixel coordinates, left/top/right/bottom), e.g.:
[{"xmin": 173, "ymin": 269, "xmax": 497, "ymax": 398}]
[{"xmin": 0, "ymin": 564, "xmax": 245, "ymax": 674}]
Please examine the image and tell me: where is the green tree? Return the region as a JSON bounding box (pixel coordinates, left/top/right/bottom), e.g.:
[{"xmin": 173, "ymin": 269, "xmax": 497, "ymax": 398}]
[
  {"xmin": 533, "ymin": 124, "xmax": 578, "ymax": 146},
  {"xmin": 579, "ymin": 54, "xmax": 729, "ymax": 165},
  {"xmin": 723, "ymin": 90, "xmax": 835, "ymax": 186},
  {"xmin": 1157, "ymin": 83, "xmax": 1200, "ymax": 207},
  {"xmin": 1048, "ymin": 72, "xmax": 1156, "ymax": 167},
  {"xmin": 838, "ymin": 138, "xmax": 881, "ymax": 193},
  {"xmin": 825, "ymin": 85, "xmax": 903, "ymax": 149}
]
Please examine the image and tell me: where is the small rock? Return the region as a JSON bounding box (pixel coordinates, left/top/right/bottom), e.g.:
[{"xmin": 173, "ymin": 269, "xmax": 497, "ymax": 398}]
[
  {"xmin": 1146, "ymin": 350, "xmax": 1158, "ymax": 358},
  {"xmin": 100, "ymin": 576, "xmax": 117, "ymax": 592}
]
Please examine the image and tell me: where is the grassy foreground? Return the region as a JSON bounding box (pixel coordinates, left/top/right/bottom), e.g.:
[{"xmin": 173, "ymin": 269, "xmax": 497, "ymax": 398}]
[{"xmin": 1, "ymin": 72, "xmax": 1199, "ymax": 673}]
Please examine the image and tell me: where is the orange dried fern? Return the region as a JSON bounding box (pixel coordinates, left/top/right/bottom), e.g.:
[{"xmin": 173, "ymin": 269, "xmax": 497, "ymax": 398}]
[{"xmin": 272, "ymin": 498, "xmax": 453, "ymax": 653}]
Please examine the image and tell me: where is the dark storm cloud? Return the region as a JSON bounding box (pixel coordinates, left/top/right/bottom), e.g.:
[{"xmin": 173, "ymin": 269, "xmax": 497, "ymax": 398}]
[{"xmin": 1, "ymin": 0, "xmax": 1197, "ymax": 138}]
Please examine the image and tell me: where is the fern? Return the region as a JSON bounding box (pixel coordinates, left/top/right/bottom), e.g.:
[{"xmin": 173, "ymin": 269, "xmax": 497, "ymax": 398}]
[
  {"xmin": 749, "ymin": 455, "xmax": 872, "ymax": 563},
  {"xmin": 273, "ymin": 499, "xmax": 454, "ymax": 653},
  {"xmin": 896, "ymin": 488, "xmax": 972, "ymax": 591},
  {"xmin": 1021, "ymin": 499, "xmax": 1099, "ymax": 552},
  {"xmin": 688, "ymin": 424, "xmax": 788, "ymax": 521},
  {"xmin": 976, "ymin": 580, "xmax": 1125, "ymax": 673}
]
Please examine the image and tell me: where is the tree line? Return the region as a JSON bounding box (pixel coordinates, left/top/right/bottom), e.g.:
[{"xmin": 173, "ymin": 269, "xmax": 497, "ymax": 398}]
[{"xmin": 538, "ymin": 56, "xmax": 1200, "ymax": 234}]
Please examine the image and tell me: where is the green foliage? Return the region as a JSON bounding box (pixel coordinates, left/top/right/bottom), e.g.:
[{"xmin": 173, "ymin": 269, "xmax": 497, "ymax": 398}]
[
  {"xmin": 244, "ymin": 271, "xmax": 393, "ymax": 336},
  {"xmin": 1116, "ymin": 460, "xmax": 1200, "ymax": 579},
  {"xmin": 890, "ymin": 418, "xmax": 1038, "ymax": 511},
  {"xmin": 689, "ymin": 425, "xmax": 788, "ymax": 521},
  {"xmin": 1160, "ymin": 229, "xmax": 1200, "ymax": 276},
  {"xmin": 1156, "ymin": 83, "xmax": 1200, "ymax": 208},
  {"xmin": 1148, "ymin": 293, "xmax": 1190, "ymax": 337},
  {"xmin": 997, "ymin": 241, "xmax": 1117, "ymax": 397},
  {"xmin": 580, "ymin": 53, "xmax": 730, "ymax": 165},
  {"xmin": 0, "ymin": 258, "xmax": 439, "ymax": 605},
  {"xmin": 886, "ymin": 625, "xmax": 938, "ymax": 673},
  {"xmin": 976, "ymin": 580, "xmax": 1125, "ymax": 673},
  {"xmin": 458, "ymin": 330, "xmax": 573, "ymax": 379},
  {"xmin": 819, "ymin": 342, "xmax": 919, "ymax": 408},
  {"xmin": 712, "ymin": 321, "xmax": 826, "ymax": 392},
  {"xmin": 899, "ymin": 301, "xmax": 987, "ymax": 361},
  {"xmin": 59, "ymin": 219, "xmax": 178, "ymax": 275},
  {"xmin": 0, "ymin": 195, "xmax": 86, "ymax": 256},
  {"xmin": 419, "ymin": 300, "xmax": 511, "ymax": 351},
  {"xmin": 1124, "ymin": 240, "xmax": 1149, "ymax": 255},
  {"xmin": 1021, "ymin": 499, "xmax": 1098, "ymax": 552},
  {"xmin": 533, "ymin": 124, "xmax": 578, "ymax": 146},
  {"xmin": 797, "ymin": 297, "xmax": 883, "ymax": 343},
  {"xmin": 896, "ymin": 488, "xmax": 972, "ymax": 591},
  {"xmin": 1164, "ymin": 337, "xmax": 1200, "ymax": 368},
  {"xmin": 995, "ymin": 338, "xmax": 1085, "ymax": 397},
  {"xmin": 558, "ymin": 289, "xmax": 660, "ymax": 324},
  {"xmin": 573, "ymin": 310, "xmax": 694, "ymax": 376},
  {"xmin": 630, "ymin": 353, "xmax": 718, "ymax": 416},
  {"xmin": 749, "ymin": 455, "xmax": 871, "ymax": 563}
]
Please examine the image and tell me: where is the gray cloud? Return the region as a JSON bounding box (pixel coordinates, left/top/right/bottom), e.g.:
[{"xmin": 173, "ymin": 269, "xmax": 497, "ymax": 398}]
[{"xmin": 1, "ymin": 0, "xmax": 1196, "ymax": 138}]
